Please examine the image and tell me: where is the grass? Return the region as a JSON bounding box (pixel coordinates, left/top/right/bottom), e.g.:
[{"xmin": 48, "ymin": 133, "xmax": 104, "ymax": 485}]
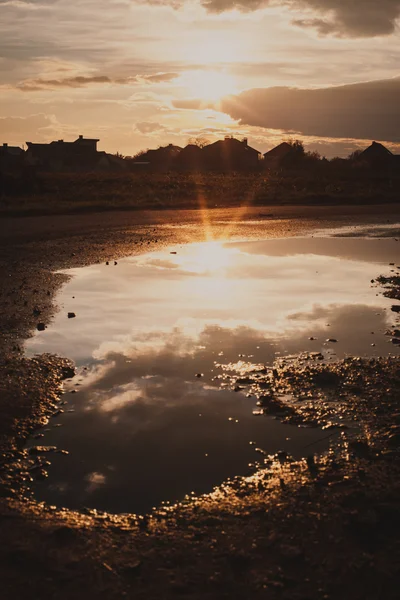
[{"xmin": 1, "ymin": 170, "xmax": 400, "ymax": 216}]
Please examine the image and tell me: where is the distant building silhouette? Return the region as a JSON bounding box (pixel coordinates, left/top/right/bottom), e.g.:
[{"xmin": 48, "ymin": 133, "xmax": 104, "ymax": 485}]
[
  {"xmin": 131, "ymin": 137, "xmax": 263, "ymax": 171},
  {"xmin": 201, "ymin": 136, "xmax": 261, "ymax": 171},
  {"xmin": 134, "ymin": 144, "xmax": 182, "ymax": 171},
  {"xmin": 174, "ymin": 144, "xmax": 204, "ymax": 171},
  {"xmin": 2, "ymin": 134, "xmax": 399, "ymax": 176},
  {"xmin": 26, "ymin": 135, "xmax": 101, "ymax": 170},
  {"xmin": 0, "ymin": 143, "xmax": 24, "ymax": 171},
  {"xmin": 263, "ymin": 142, "xmax": 294, "ymax": 169},
  {"xmin": 357, "ymin": 141, "xmax": 396, "ymax": 167}
]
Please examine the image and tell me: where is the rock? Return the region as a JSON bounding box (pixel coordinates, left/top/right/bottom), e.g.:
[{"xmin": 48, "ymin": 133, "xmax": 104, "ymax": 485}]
[
  {"xmin": 312, "ymin": 371, "xmax": 341, "ymax": 388},
  {"xmin": 37, "ymin": 323, "xmax": 46, "ymax": 331},
  {"xmin": 326, "ymin": 338, "xmax": 338, "ymax": 343},
  {"xmin": 391, "ymin": 305, "xmax": 400, "ymax": 313},
  {"xmin": 61, "ymin": 365, "xmax": 75, "ymax": 379},
  {"xmin": 236, "ymin": 376, "xmax": 254, "ymax": 384},
  {"xmin": 28, "ymin": 446, "xmax": 57, "ymax": 455},
  {"xmin": 34, "ymin": 469, "xmax": 48, "ymax": 480},
  {"xmin": 195, "ymin": 373, "xmax": 203, "ymax": 378},
  {"xmin": 67, "ymin": 312, "xmax": 76, "ymax": 318}
]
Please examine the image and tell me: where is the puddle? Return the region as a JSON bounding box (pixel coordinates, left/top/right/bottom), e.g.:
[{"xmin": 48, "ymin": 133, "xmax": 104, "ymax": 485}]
[{"xmin": 25, "ymin": 236, "xmax": 399, "ymax": 514}]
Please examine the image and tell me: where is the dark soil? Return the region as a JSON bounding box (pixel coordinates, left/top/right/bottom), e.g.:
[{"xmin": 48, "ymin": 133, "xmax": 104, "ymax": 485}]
[{"xmin": 0, "ymin": 205, "xmax": 399, "ymax": 599}]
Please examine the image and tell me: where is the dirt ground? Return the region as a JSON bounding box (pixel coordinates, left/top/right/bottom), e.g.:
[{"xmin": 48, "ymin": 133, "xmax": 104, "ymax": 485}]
[{"xmin": 0, "ymin": 203, "xmax": 399, "ymax": 599}]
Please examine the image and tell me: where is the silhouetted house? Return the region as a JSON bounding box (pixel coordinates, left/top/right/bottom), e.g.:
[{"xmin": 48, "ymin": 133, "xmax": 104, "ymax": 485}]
[
  {"xmin": 25, "ymin": 135, "xmax": 101, "ymax": 171},
  {"xmin": 201, "ymin": 137, "xmax": 261, "ymax": 171},
  {"xmin": 174, "ymin": 144, "xmax": 204, "ymax": 171},
  {"xmin": 0, "ymin": 143, "xmax": 24, "ymax": 171},
  {"xmin": 95, "ymin": 152, "xmax": 128, "ymax": 171},
  {"xmin": 263, "ymin": 142, "xmax": 293, "ymax": 169},
  {"xmin": 133, "ymin": 143, "xmax": 182, "ymax": 170},
  {"xmin": 357, "ymin": 141, "xmax": 395, "ymax": 168}
]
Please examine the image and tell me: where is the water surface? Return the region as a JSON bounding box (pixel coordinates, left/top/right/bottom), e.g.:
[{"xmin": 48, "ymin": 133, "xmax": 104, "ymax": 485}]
[{"xmin": 26, "ymin": 236, "xmax": 399, "ymax": 514}]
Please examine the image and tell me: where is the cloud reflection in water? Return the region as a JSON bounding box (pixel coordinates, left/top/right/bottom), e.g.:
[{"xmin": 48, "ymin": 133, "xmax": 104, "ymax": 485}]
[{"xmin": 26, "ymin": 237, "xmax": 399, "ymax": 513}]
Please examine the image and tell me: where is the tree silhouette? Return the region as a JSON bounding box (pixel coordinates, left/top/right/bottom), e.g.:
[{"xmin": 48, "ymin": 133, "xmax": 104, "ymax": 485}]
[{"xmin": 187, "ymin": 136, "xmax": 210, "ymax": 148}]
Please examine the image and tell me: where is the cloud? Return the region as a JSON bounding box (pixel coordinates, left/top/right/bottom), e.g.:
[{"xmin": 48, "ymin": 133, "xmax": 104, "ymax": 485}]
[
  {"xmin": 135, "ymin": 121, "xmax": 166, "ymax": 133},
  {"xmin": 0, "ymin": 0, "xmax": 50, "ymax": 8},
  {"xmin": 141, "ymin": 72, "xmax": 179, "ymax": 83},
  {"xmin": 292, "ymin": 0, "xmax": 400, "ymax": 37},
  {"xmin": 14, "ymin": 71, "xmax": 179, "ymax": 91},
  {"xmin": 16, "ymin": 75, "xmax": 112, "ymax": 91},
  {"xmin": 0, "ymin": 113, "xmax": 54, "ymax": 138},
  {"xmin": 199, "ymin": 0, "xmax": 400, "ymax": 38},
  {"xmin": 172, "ymin": 98, "xmax": 212, "ymax": 109},
  {"xmin": 219, "ymin": 77, "xmax": 400, "ymax": 142}
]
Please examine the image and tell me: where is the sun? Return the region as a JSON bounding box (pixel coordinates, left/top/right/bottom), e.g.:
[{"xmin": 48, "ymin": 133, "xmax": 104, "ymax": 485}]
[{"xmin": 178, "ymin": 70, "xmax": 238, "ymax": 102}]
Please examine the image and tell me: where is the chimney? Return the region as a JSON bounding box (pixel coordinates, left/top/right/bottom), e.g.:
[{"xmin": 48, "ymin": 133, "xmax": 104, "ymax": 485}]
[
  {"xmin": 58, "ymin": 139, "xmax": 63, "ymax": 143},
  {"xmin": 3, "ymin": 143, "xmax": 8, "ymax": 148},
  {"xmin": 242, "ymin": 138, "xmax": 248, "ymax": 146},
  {"xmin": 79, "ymin": 135, "xmax": 83, "ymax": 140}
]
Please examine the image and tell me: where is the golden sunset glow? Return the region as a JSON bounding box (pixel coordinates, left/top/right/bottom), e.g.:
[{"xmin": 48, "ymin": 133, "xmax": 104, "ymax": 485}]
[
  {"xmin": 178, "ymin": 70, "xmax": 238, "ymax": 101},
  {"xmin": 181, "ymin": 35, "xmax": 246, "ymax": 65},
  {"xmin": 192, "ymin": 242, "xmax": 233, "ymax": 273},
  {"xmin": 1, "ymin": 1, "xmax": 399, "ymax": 156},
  {"xmin": 171, "ymin": 242, "xmax": 235, "ymax": 275}
]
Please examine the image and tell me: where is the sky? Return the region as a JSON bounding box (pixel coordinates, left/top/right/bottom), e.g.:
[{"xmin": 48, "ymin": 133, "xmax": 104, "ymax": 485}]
[{"xmin": 0, "ymin": 0, "xmax": 399, "ymax": 157}]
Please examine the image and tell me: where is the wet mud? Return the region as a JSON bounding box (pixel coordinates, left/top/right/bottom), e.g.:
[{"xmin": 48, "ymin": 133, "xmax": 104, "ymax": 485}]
[{"xmin": 0, "ymin": 206, "xmax": 399, "ymax": 599}]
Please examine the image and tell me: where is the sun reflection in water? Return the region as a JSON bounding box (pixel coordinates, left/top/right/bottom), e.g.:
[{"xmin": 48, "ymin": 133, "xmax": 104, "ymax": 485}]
[{"xmin": 170, "ymin": 241, "xmax": 236, "ymax": 275}]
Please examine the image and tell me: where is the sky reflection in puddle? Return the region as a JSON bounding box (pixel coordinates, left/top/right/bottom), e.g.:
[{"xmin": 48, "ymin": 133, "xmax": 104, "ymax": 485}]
[{"xmin": 26, "ymin": 237, "xmax": 399, "ymax": 514}]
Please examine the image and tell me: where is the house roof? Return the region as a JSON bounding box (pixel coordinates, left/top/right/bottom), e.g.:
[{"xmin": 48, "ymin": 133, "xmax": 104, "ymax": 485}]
[
  {"xmin": 137, "ymin": 144, "xmax": 182, "ymax": 162},
  {"xmin": 180, "ymin": 144, "xmax": 203, "ymax": 153},
  {"xmin": 74, "ymin": 136, "xmax": 100, "ymax": 143},
  {"xmin": 359, "ymin": 141, "xmax": 393, "ymax": 158},
  {"xmin": 0, "ymin": 145, "xmax": 24, "ymax": 156},
  {"xmin": 26, "ymin": 136, "xmax": 99, "ymax": 148},
  {"xmin": 204, "ymin": 137, "xmax": 260, "ymax": 155},
  {"xmin": 264, "ymin": 142, "xmax": 292, "ymax": 159}
]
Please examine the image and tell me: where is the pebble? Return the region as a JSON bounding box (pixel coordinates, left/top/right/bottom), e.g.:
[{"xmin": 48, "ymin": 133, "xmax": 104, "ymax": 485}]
[{"xmin": 28, "ymin": 446, "xmax": 57, "ymax": 455}]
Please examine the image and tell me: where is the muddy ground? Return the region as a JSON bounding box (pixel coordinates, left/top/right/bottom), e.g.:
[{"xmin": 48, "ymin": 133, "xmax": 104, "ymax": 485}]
[{"xmin": 0, "ymin": 203, "xmax": 400, "ymax": 599}]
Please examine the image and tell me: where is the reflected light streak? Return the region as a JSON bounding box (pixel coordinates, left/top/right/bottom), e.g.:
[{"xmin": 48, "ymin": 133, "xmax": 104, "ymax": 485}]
[{"xmin": 194, "ymin": 171, "xmax": 267, "ymax": 245}]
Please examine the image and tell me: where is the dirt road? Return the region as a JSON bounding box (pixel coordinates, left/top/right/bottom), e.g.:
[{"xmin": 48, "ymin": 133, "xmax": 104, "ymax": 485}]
[{"xmin": 0, "ymin": 204, "xmax": 399, "ymax": 600}]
